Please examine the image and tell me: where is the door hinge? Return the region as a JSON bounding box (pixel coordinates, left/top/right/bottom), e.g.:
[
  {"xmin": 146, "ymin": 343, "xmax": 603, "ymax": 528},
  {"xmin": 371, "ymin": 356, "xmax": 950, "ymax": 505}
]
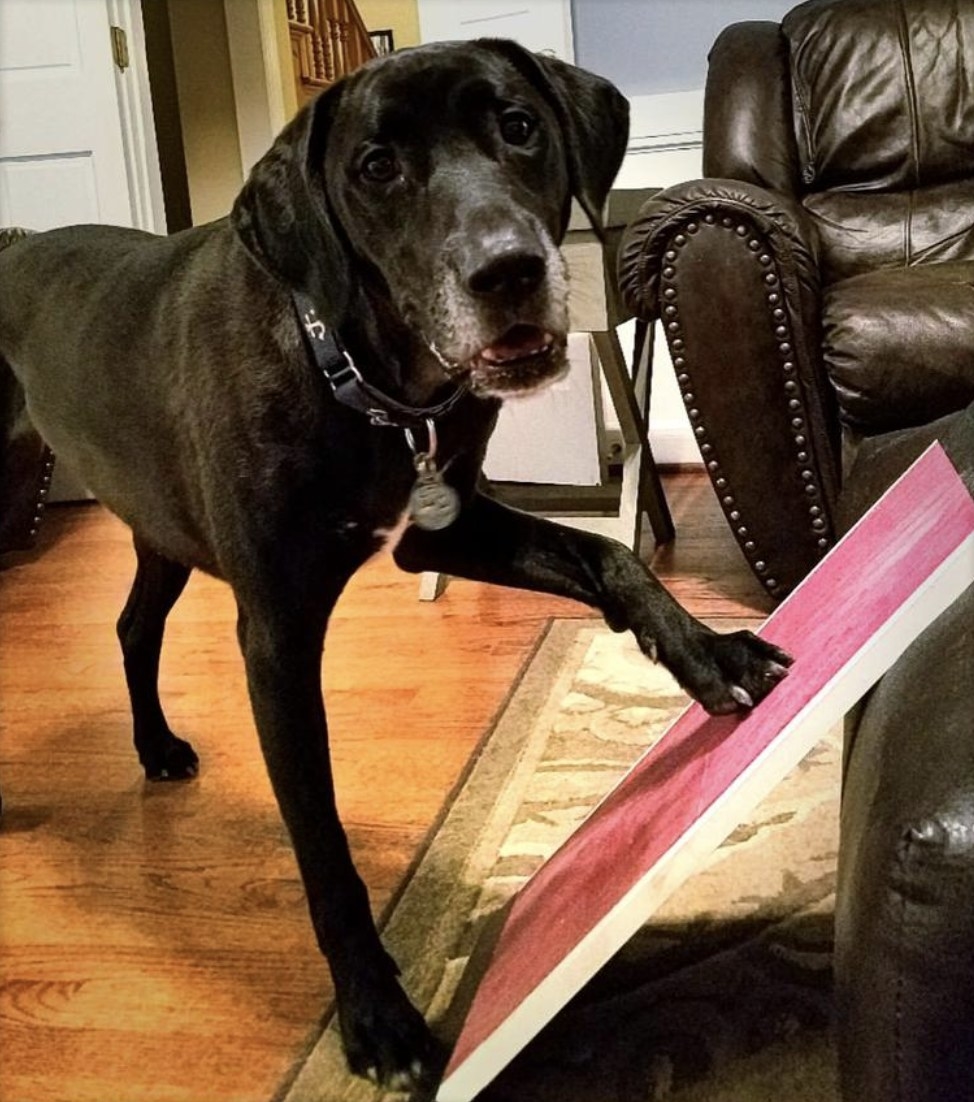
[{"xmin": 110, "ymin": 25, "xmax": 129, "ymax": 72}]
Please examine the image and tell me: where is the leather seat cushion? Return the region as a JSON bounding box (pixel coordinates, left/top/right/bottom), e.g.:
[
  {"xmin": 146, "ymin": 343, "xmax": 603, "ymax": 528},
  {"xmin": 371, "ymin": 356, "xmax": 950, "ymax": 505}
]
[{"xmin": 823, "ymin": 261, "xmax": 974, "ymax": 434}]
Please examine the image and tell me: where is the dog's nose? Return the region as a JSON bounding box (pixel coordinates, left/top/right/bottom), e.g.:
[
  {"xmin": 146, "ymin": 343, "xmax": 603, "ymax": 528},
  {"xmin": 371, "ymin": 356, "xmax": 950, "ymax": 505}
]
[{"xmin": 466, "ymin": 249, "xmax": 546, "ymax": 298}]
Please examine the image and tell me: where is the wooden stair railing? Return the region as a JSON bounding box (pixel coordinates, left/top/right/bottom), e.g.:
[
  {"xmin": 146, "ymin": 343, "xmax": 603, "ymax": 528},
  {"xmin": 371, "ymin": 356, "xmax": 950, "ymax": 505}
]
[{"xmin": 287, "ymin": 0, "xmax": 377, "ymax": 103}]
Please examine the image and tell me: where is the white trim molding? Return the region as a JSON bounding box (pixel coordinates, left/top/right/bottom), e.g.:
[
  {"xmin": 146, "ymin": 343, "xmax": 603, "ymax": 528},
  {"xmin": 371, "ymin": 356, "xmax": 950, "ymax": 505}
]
[
  {"xmin": 628, "ymin": 90, "xmax": 704, "ymax": 156},
  {"xmin": 107, "ymin": 0, "xmax": 166, "ymax": 234}
]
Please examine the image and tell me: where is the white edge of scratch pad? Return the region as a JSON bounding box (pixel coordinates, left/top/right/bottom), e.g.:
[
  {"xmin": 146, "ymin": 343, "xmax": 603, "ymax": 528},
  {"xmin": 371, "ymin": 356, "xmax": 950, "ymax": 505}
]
[{"xmin": 437, "ymin": 442, "xmax": 974, "ymax": 1102}]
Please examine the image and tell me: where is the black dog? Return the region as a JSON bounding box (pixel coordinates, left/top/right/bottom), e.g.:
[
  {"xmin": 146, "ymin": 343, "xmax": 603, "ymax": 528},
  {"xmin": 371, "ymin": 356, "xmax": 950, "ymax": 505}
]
[{"xmin": 0, "ymin": 41, "xmax": 790, "ymax": 1090}]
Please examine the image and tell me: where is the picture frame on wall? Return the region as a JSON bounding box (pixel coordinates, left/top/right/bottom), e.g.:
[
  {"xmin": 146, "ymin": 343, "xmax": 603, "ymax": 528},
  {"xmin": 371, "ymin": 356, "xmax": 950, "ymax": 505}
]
[{"xmin": 370, "ymin": 29, "xmax": 394, "ymax": 55}]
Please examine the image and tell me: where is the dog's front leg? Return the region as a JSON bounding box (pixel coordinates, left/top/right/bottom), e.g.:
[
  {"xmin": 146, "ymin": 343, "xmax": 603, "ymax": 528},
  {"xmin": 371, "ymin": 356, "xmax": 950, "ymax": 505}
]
[
  {"xmin": 395, "ymin": 493, "xmax": 791, "ymax": 714},
  {"xmin": 236, "ymin": 593, "xmax": 434, "ymax": 1089}
]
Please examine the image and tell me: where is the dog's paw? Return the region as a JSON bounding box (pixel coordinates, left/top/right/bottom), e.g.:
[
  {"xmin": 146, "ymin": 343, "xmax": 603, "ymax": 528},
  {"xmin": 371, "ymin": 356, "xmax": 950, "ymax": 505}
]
[
  {"xmin": 663, "ymin": 628, "xmax": 792, "ymax": 715},
  {"xmin": 142, "ymin": 734, "xmax": 200, "ymax": 781},
  {"xmin": 340, "ymin": 978, "xmax": 441, "ymax": 1093}
]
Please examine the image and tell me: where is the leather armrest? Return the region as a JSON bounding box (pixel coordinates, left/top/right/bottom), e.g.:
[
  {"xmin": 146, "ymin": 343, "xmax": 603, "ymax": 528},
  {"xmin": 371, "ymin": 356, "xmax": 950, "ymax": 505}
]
[
  {"xmin": 838, "ymin": 583, "xmax": 974, "ymax": 1102},
  {"xmin": 618, "ymin": 178, "xmax": 820, "ymax": 319},
  {"xmin": 836, "ymin": 404, "xmax": 974, "ymax": 1101},
  {"xmin": 618, "ymin": 179, "xmax": 841, "ymax": 597}
]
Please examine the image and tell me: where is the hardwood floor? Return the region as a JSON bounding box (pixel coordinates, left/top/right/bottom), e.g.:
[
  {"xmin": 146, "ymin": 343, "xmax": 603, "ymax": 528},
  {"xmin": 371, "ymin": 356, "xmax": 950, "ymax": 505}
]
[{"xmin": 0, "ymin": 473, "xmax": 771, "ymax": 1102}]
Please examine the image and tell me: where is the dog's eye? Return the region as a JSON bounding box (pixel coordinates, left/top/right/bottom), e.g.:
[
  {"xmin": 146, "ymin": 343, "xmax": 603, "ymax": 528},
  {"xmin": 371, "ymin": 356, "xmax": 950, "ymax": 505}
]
[
  {"xmin": 360, "ymin": 149, "xmax": 399, "ymax": 183},
  {"xmin": 499, "ymin": 109, "xmax": 536, "ymax": 146}
]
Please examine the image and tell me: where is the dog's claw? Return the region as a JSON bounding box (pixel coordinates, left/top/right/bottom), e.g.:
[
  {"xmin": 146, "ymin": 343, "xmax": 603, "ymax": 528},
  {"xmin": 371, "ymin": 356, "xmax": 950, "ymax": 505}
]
[
  {"xmin": 340, "ymin": 971, "xmax": 437, "ymax": 1093},
  {"xmin": 388, "ymin": 1068, "xmax": 418, "ymax": 1092},
  {"xmin": 660, "ymin": 627, "xmax": 793, "ymax": 715},
  {"xmin": 144, "ymin": 735, "xmax": 200, "ymax": 782},
  {"xmin": 729, "ymin": 684, "xmax": 754, "ymax": 709},
  {"xmin": 360, "ymin": 1059, "xmax": 424, "ymax": 1093}
]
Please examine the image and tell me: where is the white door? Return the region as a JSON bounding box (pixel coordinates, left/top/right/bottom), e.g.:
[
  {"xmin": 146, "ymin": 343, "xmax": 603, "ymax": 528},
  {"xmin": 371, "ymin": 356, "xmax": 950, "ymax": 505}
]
[
  {"xmin": 0, "ymin": 0, "xmax": 134, "ymax": 231},
  {"xmin": 418, "ymin": 0, "xmax": 574, "ymax": 60},
  {"xmin": 0, "ymin": 0, "xmax": 163, "ymax": 499}
]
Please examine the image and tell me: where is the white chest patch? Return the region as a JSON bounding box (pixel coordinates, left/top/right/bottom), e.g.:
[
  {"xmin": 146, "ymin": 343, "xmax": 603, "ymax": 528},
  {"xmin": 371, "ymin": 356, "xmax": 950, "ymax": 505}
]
[{"xmin": 372, "ymin": 509, "xmax": 412, "ymax": 555}]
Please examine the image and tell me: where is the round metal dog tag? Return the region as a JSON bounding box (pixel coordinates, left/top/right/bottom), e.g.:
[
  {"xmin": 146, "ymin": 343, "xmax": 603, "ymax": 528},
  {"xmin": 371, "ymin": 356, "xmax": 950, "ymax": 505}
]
[{"xmin": 408, "ymin": 459, "xmax": 460, "ymax": 531}]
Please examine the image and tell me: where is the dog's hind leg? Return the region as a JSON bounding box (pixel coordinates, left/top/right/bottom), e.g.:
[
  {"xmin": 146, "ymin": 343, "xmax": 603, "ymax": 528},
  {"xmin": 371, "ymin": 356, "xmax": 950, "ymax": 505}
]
[{"xmin": 117, "ymin": 538, "xmax": 198, "ymax": 780}]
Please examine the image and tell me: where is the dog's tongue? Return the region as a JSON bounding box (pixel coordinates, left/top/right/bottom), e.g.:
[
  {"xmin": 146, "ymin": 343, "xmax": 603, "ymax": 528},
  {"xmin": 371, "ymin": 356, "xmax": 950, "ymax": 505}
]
[{"xmin": 479, "ymin": 324, "xmax": 552, "ymax": 365}]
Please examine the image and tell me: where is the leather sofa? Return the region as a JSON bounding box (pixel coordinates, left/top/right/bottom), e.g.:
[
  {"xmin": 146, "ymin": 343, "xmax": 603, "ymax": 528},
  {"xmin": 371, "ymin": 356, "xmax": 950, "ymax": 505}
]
[
  {"xmin": 618, "ymin": 2, "xmax": 974, "ymax": 1099},
  {"xmin": 618, "ymin": 0, "xmax": 974, "ymax": 598}
]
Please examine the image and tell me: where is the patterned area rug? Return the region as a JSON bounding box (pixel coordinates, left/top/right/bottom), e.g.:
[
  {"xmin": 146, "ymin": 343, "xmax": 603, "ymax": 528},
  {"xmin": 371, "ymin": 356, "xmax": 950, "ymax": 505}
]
[{"xmin": 280, "ymin": 619, "xmax": 839, "ymax": 1102}]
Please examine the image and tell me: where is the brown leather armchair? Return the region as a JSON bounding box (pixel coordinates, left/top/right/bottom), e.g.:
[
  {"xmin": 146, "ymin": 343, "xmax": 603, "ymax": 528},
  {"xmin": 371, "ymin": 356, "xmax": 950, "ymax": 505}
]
[
  {"xmin": 618, "ymin": 0, "xmax": 974, "ymax": 599},
  {"xmin": 0, "ymin": 369, "xmax": 51, "ymax": 557},
  {"xmin": 1, "ymin": 228, "xmax": 52, "ymax": 558}
]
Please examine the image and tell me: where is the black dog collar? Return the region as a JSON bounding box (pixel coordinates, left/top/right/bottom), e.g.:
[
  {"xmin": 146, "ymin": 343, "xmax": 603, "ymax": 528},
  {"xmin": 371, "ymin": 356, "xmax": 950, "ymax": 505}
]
[{"xmin": 293, "ymin": 292, "xmax": 468, "ymax": 429}]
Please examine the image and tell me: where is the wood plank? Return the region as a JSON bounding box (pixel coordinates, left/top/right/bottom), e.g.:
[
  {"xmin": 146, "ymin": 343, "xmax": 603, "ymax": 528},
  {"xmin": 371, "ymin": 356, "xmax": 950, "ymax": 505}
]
[{"xmin": 437, "ymin": 443, "xmax": 974, "ymax": 1102}]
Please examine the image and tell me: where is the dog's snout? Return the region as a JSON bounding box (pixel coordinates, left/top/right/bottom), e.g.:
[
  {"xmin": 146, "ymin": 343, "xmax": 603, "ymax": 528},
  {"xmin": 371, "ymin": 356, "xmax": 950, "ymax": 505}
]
[{"xmin": 466, "ymin": 248, "xmax": 546, "ymax": 299}]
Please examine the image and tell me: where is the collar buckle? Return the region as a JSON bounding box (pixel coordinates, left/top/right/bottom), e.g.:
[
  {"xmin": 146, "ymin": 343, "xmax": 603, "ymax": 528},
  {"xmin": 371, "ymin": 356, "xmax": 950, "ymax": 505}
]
[
  {"xmin": 293, "ymin": 291, "xmax": 469, "ymax": 430},
  {"xmin": 326, "ymin": 350, "xmax": 363, "ymax": 390}
]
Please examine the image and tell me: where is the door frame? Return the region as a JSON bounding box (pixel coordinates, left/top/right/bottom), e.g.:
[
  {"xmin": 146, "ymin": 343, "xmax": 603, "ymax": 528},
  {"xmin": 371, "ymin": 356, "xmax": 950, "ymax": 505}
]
[
  {"xmin": 109, "ymin": 0, "xmax": 290, "ymax": 232},
  {"xmin": 107, "ymin": 0, "xmax": 167, "ymax": 234}
]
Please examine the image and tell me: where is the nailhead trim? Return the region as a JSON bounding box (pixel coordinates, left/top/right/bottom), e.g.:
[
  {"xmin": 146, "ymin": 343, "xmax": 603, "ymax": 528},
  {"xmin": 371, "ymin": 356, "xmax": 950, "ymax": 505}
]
[
  {"xmin": 28, "ymin": 448, "xmax": 55, "ymax": 540},
  {"xmin": 656, "ymin": 212, "xmax": 835, "ymax": 594}
]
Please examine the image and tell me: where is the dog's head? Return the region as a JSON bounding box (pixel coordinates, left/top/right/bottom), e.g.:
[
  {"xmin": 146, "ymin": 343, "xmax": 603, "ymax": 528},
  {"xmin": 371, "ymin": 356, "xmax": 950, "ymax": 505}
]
[{"xmin": 232, "ymin": 40, "xmax": 628, "ymax": 398}]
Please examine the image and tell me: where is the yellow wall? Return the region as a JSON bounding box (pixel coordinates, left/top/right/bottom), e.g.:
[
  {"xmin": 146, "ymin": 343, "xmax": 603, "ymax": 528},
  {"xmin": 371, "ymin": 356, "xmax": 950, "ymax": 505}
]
[
  {"xmin": 165, "ymin": 0, "xmax": 414, "ymax": 222},
  {"xmin": 167, "ymin": 0, "xmax": 244, "ymax": 225},
  {"xmin": 272, "ymin": 0, "xmax": 299, "ymax": 120},
  {"xmin": 357, "ymin": 0, "xmax": 421, "ymax": 51}
]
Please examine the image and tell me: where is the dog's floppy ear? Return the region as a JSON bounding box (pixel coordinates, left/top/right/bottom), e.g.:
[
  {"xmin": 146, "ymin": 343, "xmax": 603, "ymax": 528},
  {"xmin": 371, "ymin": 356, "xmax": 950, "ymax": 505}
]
[
  {"xmin": 231, "ymin": 84, "xmax": 351, "ymax": 320},
  {"xmin": 479, "ymin": 40, "xmax": 630, "ymax": 236}
]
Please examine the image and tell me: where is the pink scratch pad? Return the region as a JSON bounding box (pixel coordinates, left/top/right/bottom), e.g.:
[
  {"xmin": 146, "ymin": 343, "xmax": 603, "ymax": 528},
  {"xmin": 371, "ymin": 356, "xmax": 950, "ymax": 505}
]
[{"xmin": 438, "ymin": 442, "xmax": 974, "ymax": 1102}]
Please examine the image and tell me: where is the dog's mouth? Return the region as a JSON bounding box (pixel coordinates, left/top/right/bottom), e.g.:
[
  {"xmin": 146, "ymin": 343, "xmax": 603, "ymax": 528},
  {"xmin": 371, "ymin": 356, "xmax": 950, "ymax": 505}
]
[
  {"xmin": 433, "ymin": 325, "xmax": 567, "ymax": 396},
  {"xmin": 478, "ymin": 324, "xmax": 555, "ymax": 367}
]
